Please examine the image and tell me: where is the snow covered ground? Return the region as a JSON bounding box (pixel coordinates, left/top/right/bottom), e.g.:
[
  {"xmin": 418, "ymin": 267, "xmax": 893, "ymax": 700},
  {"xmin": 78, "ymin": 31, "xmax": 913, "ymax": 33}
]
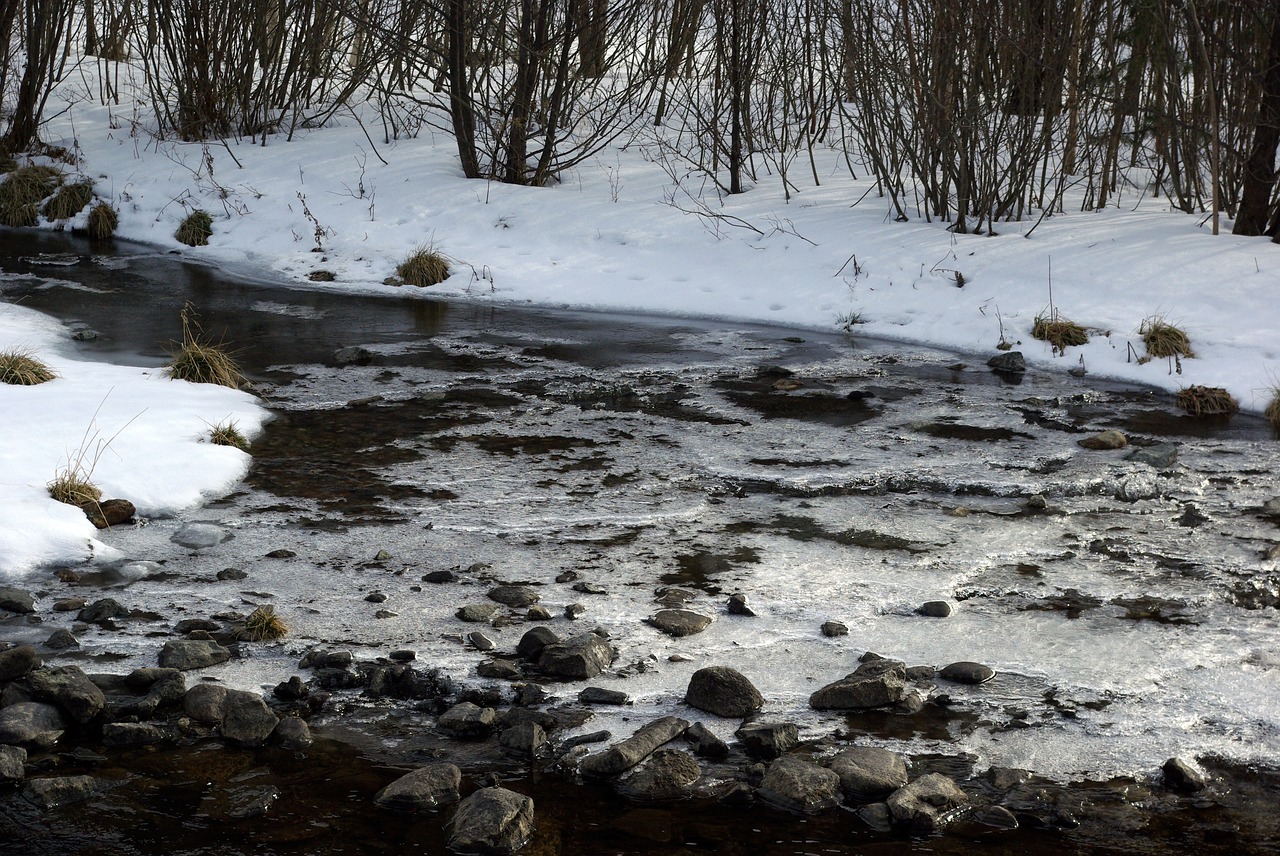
[{"xmin": 2, "ymin": 68, "xmax": 1278, "ymax": 579}]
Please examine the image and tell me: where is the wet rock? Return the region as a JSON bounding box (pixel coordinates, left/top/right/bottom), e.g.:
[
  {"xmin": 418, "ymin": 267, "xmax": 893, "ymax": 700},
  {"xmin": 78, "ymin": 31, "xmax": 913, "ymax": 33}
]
[
  {"xmin": 0, "ymin": 702, "xmax": 67, "ymax": 748},
  {"xmin": 515, "ymin": 684, "xmax": 550, "ymax": 706},
  {"xmin": 526, "ymin": 606, "xmax": 552, "ymax": 621},
  {"xmin": 857, "ymin": 802, "xmax": 894, "ymax": 832},
  {"xmin": 216, "ymin": 567, "xmax": 248, "ymax": 581},
  {"xmin": 895, "ymin": 690, "xmax": 925, "ymax": 714},
  {"xmin": 457, "ymin": 603, "xmax": 499, "ymax": 623},
  {"xmin": 389, "ymin": 650, "xmax": 416, "ymax": 663},
  {"xmin": 887, "ymin": 773, "xmax": 969, "ymax": 831},
  {"xmin": 1262, "ymin": 497, "xmax": 1280, "ymax": 518},
  {"xmin": 726, "ymin": 593, "xmax": 755, "ymax": 616},
  {"xmin": 102, "ymin": 723, "xmax": 170, "ymax": 747},
  {"xmin": 573, "ymin": 582, "xmax": 607, "ymax": 595},
  {"xmin": 820, "ymin": 621, "xmax": 848, "ymax": 637},
  {"xmin": 51, "ymin": 598, "xmax": 84, "ymax": 612},
  {"xmin": 987, "ymin": 352, "xmax": 1026, "ymax": 373},
  {"xmin": 438, "ymin": 702, "xmax": 497, "ymax": 739},
  {"xmin": 828, "ymin": 746, "xmax": 909, "ymax": 802},
  {"xmin": 375, "ymin": 763, "xmax": 462, "ymax": 811},
  {"xmin": 654, "ymin": 587, "xmax": 696, "ymax": 608},
  {"xmin": 809, "ymin": 660, "xmax": 907, "ymax": 710},
  {"xmin": 1162, "ymin": 757, "xmax": 1208, "ymax": 792},
  {"xmin": 184, "ymin": 684, "xmax": 228, "ymax": 722},
  {"xmin": 971, "ymin": 804, "xmax": 1020, "ymax": 829},
  {"xmin": 171, "ymin": 522, "xmax": 230, "ymax": 548},
  {"xmin": 579, "ymin": 686, "xmax": 630, "ymax": 706},
  {"xmin": 299, "ymin": 648, "xmax": 353, "ymax": 669},
  {"xmin": 23, "ymin": 775, "xmax": 97, "ymax": 809},
  {"xmin": 477, "ymin": 660, "xmax": 523, "ymax": 680},
  {"xmin": 1117, "ymin": 472, "xmax": 1159, "ymax": 501},
  {"xmin": 334, "ymin": 346, "xmax": 374, "ymax": 365},
  {"xmin": 1127, "ymin": 443, "xmax": 1179, "ymax": 470},
  {"xmin": 581, "ymin": 716, "xmax": 690, "ymax": 777},
  {"xmin": 757, "ymin": 756, "xmax": 842, "ymax": 815},
  {"xmin": 275, "ymin": 716, "xmax": 313, "ymax": 749},
  {"xmin": 159, "ymin": 639, "xmax": 231, "ymax": 671},
  {"xmin": 174, "ymin": 618, "xmax": 222, "ymax": 635},
  {"xmin": 422, "ymin": 570, "xmax": 455, "ymax": 583},
  {"xmin": 221, "ymin": 689, "xmax": 280, "ymax": 746},
  {"xmin": 517, "ymin": 627, "xmax": 559, "ymax": 661},
  {"xmin": 537, "ymin": 632, "xmax": 617, "ymax": 680},
  {"xmin": 265, "ymin": 548, "xmax": 296, "ymax": 559},
  {"xmin": 27, "ymin": 665, "xmax": 106, "ymax": 723},
  {"xmin": 1078, "ymin": 430, "xmax": 1126, "ymax": 450},
  {"xmin": 564, "ymin": 603, "xmax": 587, "ymax": 620},
  {"xmin": 488, "ymin": 585, "xmax": 540, "ymax": 608},
  {"xmin": 0, "ymin": 645, "xmax": 41, "ymax": 681},
  {"xmin": 84, "ymin": 498, "xmax": 135, "ymax": 529},
  {"xmin": 0, "ymin": 587, "xmax": 35, "ymax": 614},
  {"xmin": 939, "ymin": 661, "xmax": 995, "ymax": 685},
  {"xmin": 916, "ymin": 601, "xmax": 952, "ymax": 618},
  {"xmin": 499, "ymin": 722, "xmax": 547, "ymax": 757},
  {"xmin": 1026, "ymin": 494, "xmax": 1048, "ymax": 510},
  {"xmin": 683, "ymin": 722, "xmax": 729, "ymax": 759},
  {"xmin": 735, "ymin": 721, "xmax": 798, "ymax": 759},
  {"xmin": 555, "ymin": 570, "xmax": 580, "ymax": 583},
  {"xmin": 365, "ymin": 591, "xmax": 387, "ymax": 603},
  {"xmin": 905, "ymin": 665, "xmax": 936, "ymax": 681},
  {"xmin": 0, "ymin": 745, "xmax": 26, "ymax": 782},
  {"xmin": 208, "ymin": 784, "xmax": 281, "ymax": 819},
  {"xmin": 468, "ymin": 631, "xmax": 496, "ymax": 651},
  {"xmin": 449, "ymin": 787, "xmax": 534, "ymax": 855},
  {"xmin": 645, "ymin": 609, "xmax": 713, "ymax": 638},
  {"xmin": 617, "ymin": 749, "xmax": 701, "ymax": 802},
  {"xmin": 77, "ymin": 598, "xmax": 128, "ymax": 624},
  {"xmin": 684, "ymin": 666, "xmax": 764, "ymax": 718}
]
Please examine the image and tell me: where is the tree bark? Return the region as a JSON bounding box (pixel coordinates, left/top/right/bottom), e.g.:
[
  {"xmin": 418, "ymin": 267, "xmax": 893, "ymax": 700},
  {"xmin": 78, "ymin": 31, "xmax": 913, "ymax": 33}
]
[
  {"xmin": 1233, "ymin": 7, "xmax": 1280, "ymax": 237},
  {"xmin": 446, "ymin": 0, "xmax": 481, "ymax": 178}
]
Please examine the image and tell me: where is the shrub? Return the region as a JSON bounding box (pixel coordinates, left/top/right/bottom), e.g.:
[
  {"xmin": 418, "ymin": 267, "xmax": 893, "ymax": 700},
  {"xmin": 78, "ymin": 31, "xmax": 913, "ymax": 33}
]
[
  {"xmin": 166, "ymin": 305, "xmax": 245, "ymax": 388},
  {"xmin": 0, "ymin": 349, "xmax": 57, "ymax": 385},
  {"xmin": 0, "ymin": 164, "xmax": 62, "ymax": 227},
  {"xmin": 86, "ymin": 201, "xmax": 118, "ymax": 239},
  {"xmin": 1032, "ymin": 311, "xmax": 1088, "ymax": 354},
  {"xmin": 175, "ymin": 210, "xmax": 213, "ymax": 246},
  {"xmin": 241, "ymin": 605, "xmax": 287, "ymax": 641},
  {"xmin": 41, "ymin": 179, "xmax": 93, "ymax": 221},
  {"xmin": 1175, "ymin": 385, "xmax": 1238, "ymax": 416},
  {"xmin": 395, "ymin": 246, "xmax": 451, "ymax": 287},
  {"xmin": 1141, "ymin": 317, "xmax": 1194, "ymax": 359},
  {"xmin": 209, "ymin": 419, "xmax": 249, "ymax": 451}
]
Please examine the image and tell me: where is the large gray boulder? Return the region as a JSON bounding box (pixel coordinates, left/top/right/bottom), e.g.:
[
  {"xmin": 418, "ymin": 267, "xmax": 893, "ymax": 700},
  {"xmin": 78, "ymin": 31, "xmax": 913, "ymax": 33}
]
[
  {"xmin": 437, "ymin": 702, "xmax": 497, "ymax": 739},
  {"xmin": 27, "ymin": 666, "xmax": 106, "ymax": 723},
  {"xmin": 644, "ymin": 609, "xmax": 713, "ymax": 637},
  {"xmin": 684, "ymin": 666, "xmax": 763, "ymax": 718},
  {"xmin": 537, "ymin": 632, "xmax": 617, "ymax": 680},
  {"xmin": 448, "ymin": 787, "xmax": 535, "ymax": 854},
  {"xmin": 0, "ymin": 587, "xmax": 35, "ymax": 614},
  {"xmin": 828, "ymin": 746, "xmax": 909, "ymax": 802},
  {"xmin": 221, "ymin": 689, "xmax": 280, "ymax": 746},
  {"xmin": 0, "ymin": 645, "xmax": 41, "ymax": 682},
  {"xmin": 0, "ymin": 744, "xmax": 26, "ymax": 781},
  {"xmin": 886, "ymin": 773, "xmax": 969, "ymax": 831},
  {"xmin": 160, "ymin": 639, "xmax": 231, "ymax": 671},
  {"xmin": 183, "ymin": 683, "xmax": 229, "ymax": 722},
  {"xmin": 616, "ymin": 749, "xmax": 701, "ymax": 802},
  {"xmin": 580, "ymin": 716, "xmax": 690, "ymax": 777},
  {"xmin": 0, "ymin": 702, "xmax": 67, "ymax": 748},
  {"xmin": 757, "ymin": 756, "xmax": 843, "ymax": 815},
  {"xmin": 375, "ymin": 763, "xmax": 462, "ymax": 811},
  {"xmin": 735, "ymin": 721, "xmax": 799, "ymax": 759},
  {"xmin": 22, "ymin": 775, "xmax": 97, "ymax": 809},
  {"xmin": 809, "ymin": 660, "xmax": 907, "ymax": 711}
]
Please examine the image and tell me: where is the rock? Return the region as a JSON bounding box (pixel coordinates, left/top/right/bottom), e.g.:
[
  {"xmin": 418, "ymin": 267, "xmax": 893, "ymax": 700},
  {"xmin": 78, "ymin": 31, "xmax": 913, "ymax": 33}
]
[
  {"xmin": 857, "ymin": 802, "xmax": 894, "ymax": 832},
  {"xmin": 184, "ymin": 684, "xmax": 229, "ymax": 722},
  {"xmin": 1078, "ymin": 430, "xmax": 1127, "ymax": 450},
  {"xmin": 221, "ymin": 689, "xmax": 280, "ymax": 746},
  {"xmin": 1127, "ymin": 443, "xmax": 1179, "ymax": 469},
  {"xmin": 456, "ymin": 603, "xmax": 499, "ymax": 623},
  {"xmin": 102, "ymin": 723, "xmax": 170, "ymax": 747},
  {"xmin": 275, "ymin": 717, "xmax": 313, "ymax": 749},
  {"xmin": 202, "ymin": 784, "xmax": 281, "ymax": 820},
  {"xmin": 726, "ymin": 593, "xmax": 755, "ymax": 616},
  {"xmin": 820, "ymin": 621, "xmax": 848, "ymax": 637},
  {"xmin": 580, "ymin": 716, "xmax": 690, "ymax": 777},
  {"xmin": 809, "ymin": 660, "xmax": 907, "ymax": 710},
  {"xmin": 757, "ymin": 756, "xmax": 843, "ymax": 815},
  {"xmin": 1026, "ymin": 494, "xmax": 1048, "ymax": 510},
  {"xmin": 1162, "ymin": 757, "xmax": 1208, "ymax": 792},
  {"xmin": 916, "ymin": 601, "xmax": 952, "ymax": 618},
  {"xmin": 734, "ymin": 721, "xmax": 798, "ymax": 759},
  {"xmin": 828, "ymin": 747, "xmax": 909, "ymax": 802},
  {"xmin": 375, "ymin": 763, "xmax": 462, "ymax": 811},
  {"xmin": 1117, "ymin": 472, "xmax": 1160, "ymax": 501},
  {"xmin": 684, "ymin": 722, "xmax": 729, "ymax": 758},
  {"xmin": 537, "ymin": 632, "xmax": 617, "ymax": 680},
  {"xmin": 1262, "ymin": 497, "xmax": 1280, "ymax": 518},
  {"xmin": 477, "ymin": 660, "xmax": 523, "ymax": 680},
  {"xmin": 438, "ymin": 702, "xmax": 496, "ymax": 739},
  {"xmin": 171, "ymin": 522, "xmax": 230, "ymax": 548},
  {"xmin": 886, "ymin": 773, "xmax": 969, "ymax": 831},
  {"xmin": 449, "ymin": 787, "xmax": 535, "ymax": 855},
  {"xmin": 27, "ymin": 666, "xmax": 106, "ymax": 723},
  {"xmin": 160, "ymin": 639, "xmax": 231, "ymax": 670},
  {"xmin": 0, "ymin": 745, "xmax": 26, "ymax": 782},
  {"xmin": 0, "ymin": 645, "xmax": 41, "ymax": 681},
  {"xmin": 971, "ymin": 804, "xmax": 1020, "ymax": 829},
  {"xmin": 488, "ymin": 585, "xmax": 540, "ymax": 607},
  {"xmin": 684, "ymin": 666, "xmax": 764, "ymax": 718},
  {"xmin": 217, "ymin": 567, "xmax": 248, "ymax": 581},
  {"xmin": 43, "ymin": 629, "xmax": 79, "ymax": 650},
  {"xmin": 334, "ymin": 346, "xmax": 374, "ymax": 366},
  {"xmin": 555, "ymin": 570, "xmax": 580, "ymax": 583},
  {"xmin": 579, "ymin": 687, "xmax": 630, "ymax": 705},
  {"xmin": 0, "ymin": 702, "xmax": 67, "ymax": 748},
  {"xmin": 565, "ymin": 603, "xmax": 586, "ymax": 619},
  {"xmin": 468, "ymin": 631, "xmax": 496, "ymax": 651},
  {"xmin": 573, "ymin": 582, "xmax": 607, "ymax": 595},
  {"xmin": 939, "ymin": 661, "xmax": 995, "ymax": 685},
  {"xmin": 389, "ymin": 650, "xmax": 416, "ymax": 662},
  {"xmin": 51, "ymin": 598, "xmax": 84, "ymax": 612},
  {"xmin": 84, "ymin": 498, "xmax": 136, "ymax": 528},
  {"xmin": 617, "ymin": 749, "xmax": 701, "ymax": 802},
  {"xmin": 365, "ymin": 591, "xmax": 387, "ymax": 603},
  {"xmin": 987, "ymin": 352, "xmax": 1026, "ymax": 373},
  {"xmin": 174, "ymin": 618, "xmax": 222, "ymax": 635},
  {"xmin": 645, "ymin": 609, "xmax": 713, "ymax": 637},
  {"xmin": 0, "ymin": 587, "xmax": 35, "ymax": 614},
  {"xmin": 77, "ymin": 597, "xmax": 128, "ymax": 624},
  {"xmin": 300, "ymin": 648, "xmax": 353, "ymax": 669},
  {"xmin": 23, "ymin": 775, "xmax": 97, "ymax": 809},
  {"xmin": 517, "ymin": 627, "xmax": 560, "ymax": 661},
  {"xmin": 422, "ymin": 570, "xmax": 455, "ymax": 583},
  {"xmin": 499, "ymin": 722, "xmax": 547, "ymax": 757},
  {"xmin": 526, "ymin": 606, "xmax": 552, "ymax": 621}
]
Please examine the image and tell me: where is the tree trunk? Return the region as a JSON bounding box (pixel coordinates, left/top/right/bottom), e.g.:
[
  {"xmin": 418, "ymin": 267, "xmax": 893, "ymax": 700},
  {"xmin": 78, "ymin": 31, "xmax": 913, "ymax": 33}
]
[
  {"xmin": 447, "ymin": 0, "xmax": 481, "ymax": 178},
  {"xmin": 1233, "ymin": 6, "xmax": 1280, "ymax": 237}
]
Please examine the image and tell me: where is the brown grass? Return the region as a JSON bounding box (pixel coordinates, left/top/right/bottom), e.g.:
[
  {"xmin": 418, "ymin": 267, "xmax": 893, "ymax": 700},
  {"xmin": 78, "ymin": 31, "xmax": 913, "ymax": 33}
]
[
  {"xmin": 86, "ymin": 201, "xmax": 118, "ymax": 239},
  {"xmin": 241, "ymin": 605, "xmax": 287, "ymax": 641},
  {"xmin": 209, "ymin": 419, "xmax": 249, "ymax": 451},
  {"xmin": 1266, "ymin": 390, "xmax": 1280, "ymax": 431},
  {"xmin": 0, "ymin": 349, "xmax": 57, "ymax": 385},
  {"xmin": 0, "ymin": 164, "xmax": 62, "ymax": 227},
  {"xmin": 41, "ymin": 180, "xmax": 93, "ymax": 221},
  {"xmin": 1032, "ymin": 311, "xmax": 1088, "ymax": 354},
  {"xmin": 166, "ymin": 306, "xmax": 245, "ymax": 388},
  {"xmin": 175, "ymin": 210, "xmax": 213, "ymax": 246},
  {"xmin": 1175, "ymin": 385, "xmax": 1239, "ymax": 417},
  {"xmin": 395, "ymin": 247, "xmax": 450, "ymax": 287},
  {"xmin": 48, "ymin": 470, "xmax": 102, "ymax": 507},
  {"xmin": 1141, "ymin": 317, "xmax": 1194, "ymax": 359}
]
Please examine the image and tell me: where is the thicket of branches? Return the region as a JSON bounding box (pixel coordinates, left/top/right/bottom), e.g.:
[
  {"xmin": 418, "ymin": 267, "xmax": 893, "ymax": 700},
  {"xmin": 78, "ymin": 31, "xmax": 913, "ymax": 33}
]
[{"xmin": 1, "ymin": 0, "xmax": 1278, "ymax": 240}]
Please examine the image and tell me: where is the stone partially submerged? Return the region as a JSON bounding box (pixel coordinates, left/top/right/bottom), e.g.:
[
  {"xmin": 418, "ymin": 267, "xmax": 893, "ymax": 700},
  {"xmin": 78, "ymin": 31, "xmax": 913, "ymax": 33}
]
[
  {"xmin": 580, "ymin": 716, "xmax": 690, "ymax": 777},
  {"xmin": 809, "ymin": 659, "xmax": 907, "ymax": 710},
  {"xmin": 448, "ymin": 786, "xmax": 534, "ymax": 854},
  {"xmin": 757, "ymin": 756, "xmax": 842, "ymax": 815},
  {"xmin": 536, "ymin": 631, "xmax": 617, "ymax": 680},
  {"xmin": 828, "ymin": 746, "xmax": 909, "ymax": 802},
  {"xmin": 886, "ymin": 773, "xmax": 969, "ymax": 831},
  {"xmin": 375, "ymin": 763, "xmax": 462, "ymax": 811},
  {"xmin": 684, "ymin": 666, "xmax": 764, "ymax": 718}
]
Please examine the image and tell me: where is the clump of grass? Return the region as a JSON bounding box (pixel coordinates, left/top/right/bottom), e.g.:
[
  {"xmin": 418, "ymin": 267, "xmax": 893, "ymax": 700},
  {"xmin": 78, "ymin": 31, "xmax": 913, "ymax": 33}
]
[
  {"xmin": 166, "ymin": 305, "xmax": 245, "ymax": 389},
  {"xmin": 86, "ymin": 201, "xmax": 118, "ymax": 240},
  {"xmin": 209, "ymin": 419, "xmax": 249, "ymax": 451},
  {"xmin": 1176, "ymin": 385, "xmax": 1239, "ymax": 416},
  {"xmin": 241, "ymin": 605, "xmax": 287, "ymax": 641},
  {"xmin": 395, "ymin": 246, "xmax": 450, "ymax": 287},
  {"xmin": 1265, "ymin": 389, "xmax": 1280, "ymax": 431},
  {"xmin": 0, "ymin": 349, "xmax": 57, "ymax": 385},
  {"xmin": 0, "ymin": 152, "xmax": 16, "ymax": 174},
  {"xmin": 0, "ymin": 164, "xmax": 63, "ymax": 227},
  {"xmin": 48, "ymin": 469, "xmax": 103, "ymax": 507},
  {"xmin": 1141, "ymin": 316, "xmax": 1194, "ymax": 359},
  {"xmin": 1032, "ymin": 310, "xmax": 1089, "ymax": 354},
  {"xmin": 41, "ymin": 179, "xmax": 93, "ymax": 221},
  {"xmin": 175, "ymin": 209, "xmax": 213, "ymax": 246}
]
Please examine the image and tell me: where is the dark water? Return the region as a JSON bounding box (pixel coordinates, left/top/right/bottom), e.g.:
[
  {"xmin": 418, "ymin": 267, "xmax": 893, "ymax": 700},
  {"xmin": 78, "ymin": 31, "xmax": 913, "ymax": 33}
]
[{"xmin": 3, "ymin": 230, "xmax": 1280, "ymax": 855}]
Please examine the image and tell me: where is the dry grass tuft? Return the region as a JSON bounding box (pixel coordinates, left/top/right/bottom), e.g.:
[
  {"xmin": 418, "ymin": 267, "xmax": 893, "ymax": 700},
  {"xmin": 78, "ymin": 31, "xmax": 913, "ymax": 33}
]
[
  {"xmin": 1141, "ymin": 316, "xmax": 1194, "ymax": 359},
  {"xmin": 166, "ymin": 305, "xmax": 245, "ymax": 388},
  {"xmin": 48, "ymin": 470, "xmax": 103, "ymax": 506},
  {"xmin": 241, "ymin": 605, "xmax": 287, "ymax": 641},
  {"xmin": 1032, "ymin": 311, "xmax": 1088, "ymax": 354},
  {"xmin": 86, "ymin": 201, "xmax": 118, "ymax": 239},
  {"xmin": 175, "ymin": 209, "xmax": 213, "ymax": 246},
  {"xmin": 0, "ymin": 349, "xmax": 57, "ymax": 385},
  {"xmin": 395, "ymin": 246, "xmax": 451, "ymax": 287},
  {"xmin": 209, "ymin": 419, "xmax": 249, "ymax": 451},
  {"xmin": 0, "ymin": 164, "xmax": 62, "ymax": 227},
  {"xmin": 41, "ymin": 179, "xmax": 93, "ymax": 221},
  {"xmin": 1176, "ymin": 385, "xmax": 1239, "ymax": 417},
  {"xmin": 1266, "ymin": 390, "xmax": 1280, "ymax": 431}
]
